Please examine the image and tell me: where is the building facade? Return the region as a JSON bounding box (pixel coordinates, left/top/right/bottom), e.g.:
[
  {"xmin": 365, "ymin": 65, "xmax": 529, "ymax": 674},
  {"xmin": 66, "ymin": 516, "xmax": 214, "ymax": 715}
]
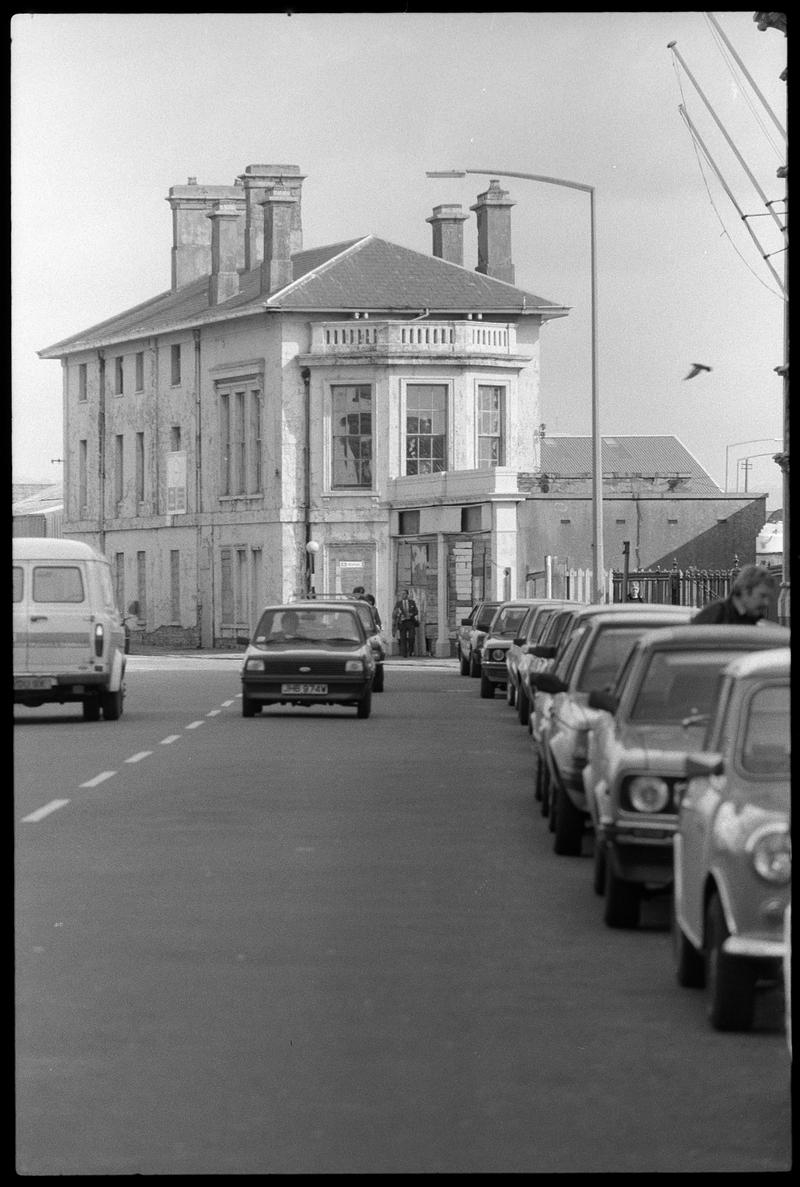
[{"xmin": 39, "ymin": 163, "xmax": 568, "ymax": 652}]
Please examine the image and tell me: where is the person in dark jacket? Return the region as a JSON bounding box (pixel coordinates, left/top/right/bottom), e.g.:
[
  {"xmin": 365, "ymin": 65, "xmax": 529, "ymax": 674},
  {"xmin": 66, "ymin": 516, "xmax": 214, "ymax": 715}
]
[
  {"xmin": 392, "ymin": 589, "xmax": 419, "ymax": 657},
  {"xmin": 692, "ymin": 564, "xmax": 777, "ymax": 624}
]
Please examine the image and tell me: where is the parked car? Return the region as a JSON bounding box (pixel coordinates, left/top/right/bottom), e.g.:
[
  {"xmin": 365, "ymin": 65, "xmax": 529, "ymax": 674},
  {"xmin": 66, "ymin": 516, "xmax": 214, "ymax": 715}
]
[
  {"xmin": 13, "ymin": 536, "xmax": 127, "ymax": 721},
  {"xmin": 518, "ymin": 604, "xmax": 586, "ymax": 730},
  {"xmin": 240, "ymin": 601, "xmax": 376, "ymax": 718},
  {"xmin": 532, "ymin": 604, "xmax": 693, "ymax": 855},
  {"xmin": 294, "ymin": 592, "xmax": 386, "ymax": 691},
  {"xmin": 457, "ymin": 600, "xmax": 501, "ymax": 677},
  {"xmin": 504, "ymin": 600, "xmax": 574, "ymax": 710},
  {"xmin": 671, "ymin": 647, "xmax": 791, "ymax": 1031},
  {"xmin": 583, "ymin": 624, "xmax": 790, "ymax": 927},
  {"xmin": 479, "ymin": 600, "xmax": 542, "ymax": 699}
]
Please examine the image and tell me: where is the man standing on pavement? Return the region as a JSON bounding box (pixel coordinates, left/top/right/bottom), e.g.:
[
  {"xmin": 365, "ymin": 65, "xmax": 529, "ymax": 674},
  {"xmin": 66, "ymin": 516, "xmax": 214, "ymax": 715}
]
[
  {"xmin": 392, "ymin": 589, "xmax": 419, "ymax": 657},
  {"xmin": 691, "ymin": 563, "xmax": 777, "ymax": 624}
]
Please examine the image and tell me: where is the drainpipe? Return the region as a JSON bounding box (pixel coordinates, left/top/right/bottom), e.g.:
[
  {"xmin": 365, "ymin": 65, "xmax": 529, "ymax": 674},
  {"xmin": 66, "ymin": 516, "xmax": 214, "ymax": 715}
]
[
  {"xmin": 193, "ymin": 328, "xmax": 204, "ymax": 645},
  {"xmin": 301, "ymin": 368, "xmax": 312, "ymax": 593},
  {"xmin": 97, "ymin": 348, "xmax": 106, "ymax": 555}
]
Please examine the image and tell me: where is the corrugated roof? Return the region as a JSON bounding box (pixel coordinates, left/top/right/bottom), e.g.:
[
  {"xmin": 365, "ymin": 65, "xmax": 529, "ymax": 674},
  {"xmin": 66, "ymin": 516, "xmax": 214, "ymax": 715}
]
[
  {"xmin": 540, "ymin": 435, "xmax": 722, "ymax": 494},
  {"xmin": 40, "ymin": 235, "xmax": 568, "ymax": 357}
]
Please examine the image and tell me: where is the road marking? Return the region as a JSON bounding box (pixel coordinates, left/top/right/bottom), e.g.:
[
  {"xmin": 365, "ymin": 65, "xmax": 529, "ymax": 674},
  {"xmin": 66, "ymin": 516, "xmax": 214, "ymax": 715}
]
[
  {"xmin": 206, "ymin": 709, "xmax": 221, "ymax": 717},
  {"xmin": 160, "ymin": 735, "xmax": 180, "ymax": 745},
  {"xmin": 80, "ymin": 771, "xmax": 116, "ymax": 788},
  {"xmin": 125, "ymin": 751, "xmax": 153, "ymax": 763},
  {"xmin": 186, "ymin": 720, "xmax": 204, "ymax": 730},
  {"xmin": 221, "ymin": 699, "xmax": 235, "ymax": 707},
  {"xmin": 21, "ymin": 799, "xmax": 70, "ymax": 823}
]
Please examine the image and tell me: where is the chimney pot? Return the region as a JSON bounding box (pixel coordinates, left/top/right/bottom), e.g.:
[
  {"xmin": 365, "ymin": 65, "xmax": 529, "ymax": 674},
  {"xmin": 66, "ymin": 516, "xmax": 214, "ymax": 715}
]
[
  {"xmin": 427, "ymin": 203, "xmax": 469, "ymax": 266},
  {"xmin": 207, "ymin": 202, "xmax": 241, "ymax": 304},
  {"xmin": 470, "ymin": 179, "xmax": 516, "ymax": 284},
  {"xmin": 260, "ymin": 187, "xmax": 297, "ymax": 295}
]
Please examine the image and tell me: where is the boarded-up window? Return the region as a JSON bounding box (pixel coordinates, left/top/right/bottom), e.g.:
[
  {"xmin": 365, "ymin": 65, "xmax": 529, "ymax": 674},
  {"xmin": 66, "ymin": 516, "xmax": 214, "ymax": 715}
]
[{"xmin": 170, "ymin": 550, "xmax": 180, "ymax": 622}]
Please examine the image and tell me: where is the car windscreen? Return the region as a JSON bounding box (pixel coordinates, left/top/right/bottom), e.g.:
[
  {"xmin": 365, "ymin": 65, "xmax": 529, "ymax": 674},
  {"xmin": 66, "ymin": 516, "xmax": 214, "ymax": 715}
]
[
  {"xmin": 629, "ymin": 650, "xmax": 745, "ymax": 722},
  {"xmin": 252, "ymin": 608, "xmax": 363, "ymax": 646},
  {"xmin": 490, "ymin": 606, "xmax": 531, "ymax": 636},
  {"xmin": 740, "ymin": 683, "xmax": 790, "ymax": 776},
  {"xmin": 477, "ymin": 604, "xmax": 500, "ymax": 629},
  {"xmin": 574, "ymin": 626, "xmax": 651, "ymax": 692}
]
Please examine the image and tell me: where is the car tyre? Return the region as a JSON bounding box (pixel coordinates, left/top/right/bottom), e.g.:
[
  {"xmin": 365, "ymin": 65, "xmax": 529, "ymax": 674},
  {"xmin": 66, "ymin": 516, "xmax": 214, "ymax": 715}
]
[
  {"xmin": 356, "ymin": 688, "xmax": 372, "ymax": 719},
  {"xmin": 517, "ymin": 688, "xmax": 529, "ymax": 726},
  {"xmin": 469, "ymin": 652, "xmax": 480, "ymax": 678},
  {"xmin": 479, "ymin": 671, "xmax": 494, "ymax": 699},
  {"xmin": 672, "ymin": 899, "xmax": 705, "ymax": 988},
  {"xmin": 506, "ymin": 678, "xmax": 515, "ymax": 707},
  {"xmin": 241, "ymin": 695, "xmax": 258, "ymax": 718},
  {"xmin": 604, "ymin": 861, "xmax": 642, "ymax": 928},
  {"xmin": 373, "ymin": 665, "xmax": 384, "ymax": 693},
  {"xmin": 83, "ymin": 697, "xmax": 101, "ymax": 722},
  {"xmin": 101, "ymin": 687, "xmax": 124, "ymax": 721},
  {"xmin": 705, "ymin": 892, "xmax": 756, "ymax": 1030},
  {"xmin": 459, "ymin": 651, "xmax": 470, "ymax": 676},
  {"xmin": 553, "ymin": 784, "xmax": 584, "ymax": 856}
]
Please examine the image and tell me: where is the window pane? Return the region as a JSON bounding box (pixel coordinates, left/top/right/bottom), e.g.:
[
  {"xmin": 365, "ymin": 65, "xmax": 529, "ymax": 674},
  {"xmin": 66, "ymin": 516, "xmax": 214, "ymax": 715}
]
[
  {"xmin": 332, "ymin": 385, "xmax": 372, "ymax": 488},
  {"xmin": 406, "ymin": 384, "xmax": 446, "ymax": 475},
  {"xmin": 13, "ymin": 567, "xmax": 23, "ymax": 602},
  {"xmin": 32, "ymin": 566, "xmax": 85, "ymax": 603}
]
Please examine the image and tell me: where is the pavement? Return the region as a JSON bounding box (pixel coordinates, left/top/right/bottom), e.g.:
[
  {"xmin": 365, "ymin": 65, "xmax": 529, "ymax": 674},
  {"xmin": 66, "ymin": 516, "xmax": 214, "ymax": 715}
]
[{"xmin": 127, "ymin": 645, "xmax": 458, "ymax": 670}]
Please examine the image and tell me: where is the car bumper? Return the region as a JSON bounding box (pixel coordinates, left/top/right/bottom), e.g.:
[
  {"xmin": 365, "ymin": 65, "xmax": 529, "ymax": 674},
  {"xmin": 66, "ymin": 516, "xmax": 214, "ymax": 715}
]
[
  {"xmin": 14, "ymin": 672, "xmax": 110, "ymax": 701},
  {"xmin": 606, "ymin": 824, "xmax": 676, "ymax": 885},
  {"xmin": 482, "ymin": 661, "xmax": 508, "ymax": 684},
  {"xmin": 242, "ymin": 676, "xmax": 371, "ymax": 706}
]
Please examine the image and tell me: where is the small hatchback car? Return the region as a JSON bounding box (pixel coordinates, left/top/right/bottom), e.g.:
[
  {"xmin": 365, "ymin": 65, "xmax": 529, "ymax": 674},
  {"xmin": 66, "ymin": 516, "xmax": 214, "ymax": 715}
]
[
  {"xmin": 672, "ymin": 647, "xmax": 791, "ymax": 1031},
  {"xmin": 241, "ymin": 601, "xmax": 376, "ymax": 718}
]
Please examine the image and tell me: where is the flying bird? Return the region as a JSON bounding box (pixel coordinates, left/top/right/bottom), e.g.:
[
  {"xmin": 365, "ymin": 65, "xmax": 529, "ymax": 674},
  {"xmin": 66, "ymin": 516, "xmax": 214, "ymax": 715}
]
[{"xmin": 684, "ymin": 363, "xmax": 712, "ymax": 381}]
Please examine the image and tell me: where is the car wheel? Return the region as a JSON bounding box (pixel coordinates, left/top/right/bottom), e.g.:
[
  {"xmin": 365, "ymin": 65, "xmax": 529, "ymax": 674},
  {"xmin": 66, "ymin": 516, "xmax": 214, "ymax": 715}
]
[
  {"xmin": 479, "ymin": 671, "xmax": 494, "ymax": 699},
  {"xmin": 469, "ymin": 652, "xmax": 480, "ymax": 678},
  {"xmin": 517, "ymin": 688, "xmax": 529, "ymax": 726},
  {"xmin": 532, "ymin": 747, "xmax": 542, "ymax": 802},
  {"xmin": 553, "ymin": 784, "xmax": 584, "ymax": 856},
  {"xmin": 672, "ymin": 897, "xmax": 705, "ymax": 988},
  {"xmin": 604, "ymin": 861, "xmax": 642, "ymax": 928},
  {"xmin": 373, "ymin": 665, "xmax": 384, "ymax": 692},
  {"xmin": 101, "ymin": 688, "xmax": 123, "ymax": 721},
  {"xmin": 505, "ymin": 678, "xmax": 515, "ymax": 707},
  {"xmin": 241, "ymin": 695, "xmax": 258, "ymax": 718},
  {"xmin": 540, "ymin": 759, "xmax": 553, "ymax": 820},
  {"xmin": 82, "ymin": 697, "xmax": 101, "ymax": 721},
  {"xmin": 459, "ymin": 651, "xmax": 470, "ymax": 676},
  {"xmin": 592, "ymin": 833, "xmax": 607, "ymax": 895},
  {"xmin": 356, "ymin": 688, "xmax": 372, "ymax": 719},
  {"xmin": 705, "ymin": 892, "xmax": 756, "ymax": 1030}
]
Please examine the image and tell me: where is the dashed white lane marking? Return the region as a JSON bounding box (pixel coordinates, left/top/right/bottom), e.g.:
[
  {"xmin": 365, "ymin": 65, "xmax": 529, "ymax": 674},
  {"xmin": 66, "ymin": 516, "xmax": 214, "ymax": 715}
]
[
  {"xmin": 186, "ymin": 720, "xmax": 204, "ymax": 730},
  {"xmin": 80, "ymin": 771, "xmax": 116, "ymax": 788},
  {"xmin": 206, "ymin": 709, "xmax": 221, "ymax": 717},
  {"xmin": 125, "ymin": 751, "xmax": 153, "ymax": 763},
  {"xmin": 221, "ymin": 700, "xmax": 235, "ymax": 707},
  {"xmin": 160, "ymin": 735, "xmax": 180, "ymax": 745},
  {"xmin": 22, "ymin": 799, "xmax": 70, "ymax": 823}
]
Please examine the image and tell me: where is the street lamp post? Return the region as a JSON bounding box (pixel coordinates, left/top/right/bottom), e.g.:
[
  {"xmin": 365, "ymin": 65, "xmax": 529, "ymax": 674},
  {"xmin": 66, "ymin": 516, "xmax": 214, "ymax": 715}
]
[{"xmin": 426, "ymin": 167, "xmax": 604, "ymax": 601}]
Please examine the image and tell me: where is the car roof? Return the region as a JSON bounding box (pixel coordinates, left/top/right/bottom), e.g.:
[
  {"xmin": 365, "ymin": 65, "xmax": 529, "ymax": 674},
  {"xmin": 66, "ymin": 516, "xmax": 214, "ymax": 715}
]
[
  {"xmin": 721, "ymin": 646, "xmax": 791, "ymax": 680},
  {"xmin": 259, "ymin": 601, "xmax": 361, "ymax": 614},
  {"xmin": 632, "ymin": 623, "xmax": 791, "ymax": 650}
]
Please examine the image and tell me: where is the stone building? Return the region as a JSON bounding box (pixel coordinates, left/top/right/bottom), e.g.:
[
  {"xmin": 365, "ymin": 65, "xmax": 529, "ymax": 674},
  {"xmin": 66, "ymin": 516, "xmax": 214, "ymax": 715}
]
[{"xmin": 39, "ymin": 163, "xmax": 568, "ymax": 652}]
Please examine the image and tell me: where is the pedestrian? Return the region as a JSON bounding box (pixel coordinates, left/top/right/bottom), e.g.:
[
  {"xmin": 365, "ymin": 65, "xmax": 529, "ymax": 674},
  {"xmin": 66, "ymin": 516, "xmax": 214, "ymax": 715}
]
[
  {"xmin": 392, "ymin": 589, "xmax": 419, "ymax": 657},
  {"xmin": 363, "ymin": 592, "xmax": 382, "ymax": 630},
  {"xmin": 352, "ymin": 585, "xmax": 365, "ymax": 599},
  {"xmin": 626, "ymin": 581, "xmax": 644, "ymax": 602},
  {"xmin": 691, "ymin": 563, "xmax": 777, "ymax": 624}
]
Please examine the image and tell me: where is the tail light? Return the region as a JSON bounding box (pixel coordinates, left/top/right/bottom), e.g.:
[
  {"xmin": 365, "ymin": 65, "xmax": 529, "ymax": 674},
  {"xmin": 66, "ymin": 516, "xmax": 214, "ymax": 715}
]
[{"xmin": 94, "ymin": 623, "xmax": 104, "ymax": 657}]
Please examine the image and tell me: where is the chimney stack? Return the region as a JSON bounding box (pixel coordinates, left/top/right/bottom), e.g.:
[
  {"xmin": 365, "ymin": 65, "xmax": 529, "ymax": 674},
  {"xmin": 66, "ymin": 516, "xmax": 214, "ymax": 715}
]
[
  {"xmin": 167, "ymin": 177, "xmax": 245, "ymax": 290},
  {"xmin": 427, "ymin": 203, "xmax": 469, "ymax": 266},
  {"xmin": 260, "ymin": 187, "xmax": 297, "ymax": 295},
  {"xmin": 239, "ymin": 164, "xmax": 305, "ymax": 270},
  {"xmin": 207, "ymin": 203, "xmax": 241, "ymax": 304},
  {"xmin": 471, "ymin": 179, "xmax": 515, "ymax": 284}
]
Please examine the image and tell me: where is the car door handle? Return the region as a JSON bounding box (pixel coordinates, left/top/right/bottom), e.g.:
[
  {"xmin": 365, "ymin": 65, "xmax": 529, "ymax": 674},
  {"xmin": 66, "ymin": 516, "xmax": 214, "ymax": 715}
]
[{"xmin": 30, "ymin": 615, "xmax": 48, "ymax": 622}]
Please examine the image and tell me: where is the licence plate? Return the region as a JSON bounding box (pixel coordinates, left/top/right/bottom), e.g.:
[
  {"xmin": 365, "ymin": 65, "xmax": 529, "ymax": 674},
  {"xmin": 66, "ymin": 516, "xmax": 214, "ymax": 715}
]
[
  {"xmin": 15, "ymin": 676, "xmax": 54, "ymax": 690},
  {"xmin": 281, "ymin": 682, "xmax": 327, "ymax": 695}
]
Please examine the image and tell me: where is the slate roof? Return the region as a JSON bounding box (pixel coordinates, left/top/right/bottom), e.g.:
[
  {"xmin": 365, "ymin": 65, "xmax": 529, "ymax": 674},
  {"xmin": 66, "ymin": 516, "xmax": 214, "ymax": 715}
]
[
  {"xmin": 538, "ymin": 435, "xmax": 722, "ymax": 494},
  {"xmin": 40, "ymin": 235, "xmax": 568, "ymax": 357}
]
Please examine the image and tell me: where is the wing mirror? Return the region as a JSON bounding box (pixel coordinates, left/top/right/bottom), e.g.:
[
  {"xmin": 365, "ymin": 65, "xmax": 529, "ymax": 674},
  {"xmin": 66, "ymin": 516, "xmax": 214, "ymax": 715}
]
[
  {"xmin": 531, "ymin": 643, "xmax": 557, "ymax": 659},
  {"xmin": 460, "ymin": 617, "xmax": 472, "ymax": 626},
  {"xmin": 682, "ymin": 752, "xmax": 724, "ymax": 779},
  {"xmin": 587, "ymin": 688, "xmax": 618, "ymax": 713},
  {"xmin": 533, "ymin": 672, "xmax": 568, "ymax": 694}
]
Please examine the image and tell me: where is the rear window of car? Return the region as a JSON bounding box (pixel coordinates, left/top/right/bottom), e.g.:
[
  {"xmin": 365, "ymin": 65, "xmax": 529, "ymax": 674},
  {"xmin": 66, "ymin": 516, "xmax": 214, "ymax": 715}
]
[
  {"xmin": 491, "ymin": 605, "xmax": 531, "ymax": 636},
  {"xmin": 32, "ymin": 565, "xmax": 85, "ymax": 603},
  {"xmin": 740, "ymin": 683, "xmax": 790, "ymax": 776},
  {"xmin": 13, "ymin": 566, "xmax": 23, "ymax": 602},
  {"xmin": 630, "ymin": 650, "xmax": 744, "ymax": 722},
  {"xmin": 574, "ymin": 625, "xmax": 650, "ymax": 691},
  {"xmin": 253, "ymin": 607, "xmax": 363, "ymax": 646}
]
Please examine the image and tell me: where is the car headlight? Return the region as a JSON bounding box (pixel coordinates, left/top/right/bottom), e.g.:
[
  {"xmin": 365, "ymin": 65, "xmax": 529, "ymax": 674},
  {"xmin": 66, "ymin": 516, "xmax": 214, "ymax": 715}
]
[
  {"xmin": 345, "ymin": 659, "xmax": 366, "ymax": 673},
  {"xmin": 490, "ymin": 647, "xmax": 505, "ymax": 662},
  {"xmin": 627, "ymin": 776, "xmax": 670, "ymax": 813},
  {"xmin": 244, "ymin": 657, "xmax": 265, "ymax": 672},
  {"xmin": 750, "ymin": 828, "xmax": 791, "ymax": 884}
]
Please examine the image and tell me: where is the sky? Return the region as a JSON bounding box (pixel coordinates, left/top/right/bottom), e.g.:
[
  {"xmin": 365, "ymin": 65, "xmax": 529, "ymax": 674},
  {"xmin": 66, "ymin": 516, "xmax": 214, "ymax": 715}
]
[{"xmin": 11, "ymin": 11, "xmax": 787, "ymax": 511}]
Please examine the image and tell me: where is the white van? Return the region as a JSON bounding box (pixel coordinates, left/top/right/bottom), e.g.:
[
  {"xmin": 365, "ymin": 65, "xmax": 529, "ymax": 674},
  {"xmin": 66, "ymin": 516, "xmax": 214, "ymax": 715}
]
[{"xmin": 13, "ymin": 537, "xmax": 127, "ymax": 720}]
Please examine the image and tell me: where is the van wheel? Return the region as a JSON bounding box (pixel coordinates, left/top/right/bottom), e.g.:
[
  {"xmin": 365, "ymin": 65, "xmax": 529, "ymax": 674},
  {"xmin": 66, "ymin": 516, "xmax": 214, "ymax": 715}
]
[
  {"xmin": 101, "ymin": 688, "xmax": 123, "ymax": 721},
  {"xmin": 83, "ymin": 697, "xmax": 101, "ymax": 722}
]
